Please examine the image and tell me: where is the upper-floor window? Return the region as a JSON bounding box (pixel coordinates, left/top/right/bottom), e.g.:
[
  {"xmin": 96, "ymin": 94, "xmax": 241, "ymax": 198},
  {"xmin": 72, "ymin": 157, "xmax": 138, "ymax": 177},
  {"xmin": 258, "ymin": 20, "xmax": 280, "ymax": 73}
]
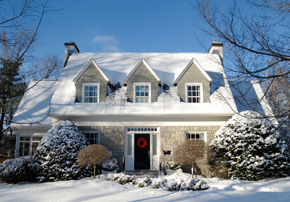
[
  {"xmin": 82, "ymin": 83, "xmax": 100, "ymax": 103},
  {"xmin": 134, "ymin": 83, "xmax": 151, "ymax": 103},
  {"xmin": 186, "ymin": 83, "xmax": 203, "ymax": 103}
]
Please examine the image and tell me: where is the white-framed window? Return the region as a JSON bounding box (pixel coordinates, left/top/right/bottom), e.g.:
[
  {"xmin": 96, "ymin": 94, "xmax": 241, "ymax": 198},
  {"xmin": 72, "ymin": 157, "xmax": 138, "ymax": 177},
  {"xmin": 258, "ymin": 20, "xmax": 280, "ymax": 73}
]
[
  {"xmin": 32, "ymin": 137, "xmax": 42, "ymax": 155},
  {"xmin": 186, "ymin": 131, "xmax": 207, "ymax": 142},
  {"xmin": 82, "ymin": 83, "xmax": 100, "ymax": 103},
  {"xmin": 134, "ymin": 83, "xmax": 151, "ymax": 103},
  {"xmin": 19, "ymin": 137, "xmax": 31, "ymax": 156},
  {"xmin": 84, "ymin": 132, "xmax": 100, "ymax": 145},
  {"xmin": 185, "ymin": 83, "xmax": 203, "ymax": 103}
]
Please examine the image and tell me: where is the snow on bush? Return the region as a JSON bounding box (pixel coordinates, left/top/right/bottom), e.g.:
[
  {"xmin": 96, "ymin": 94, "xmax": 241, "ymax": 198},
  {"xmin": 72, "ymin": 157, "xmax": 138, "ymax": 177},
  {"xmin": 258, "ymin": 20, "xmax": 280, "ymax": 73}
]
[
  {"xmin": 0, "ymin": 156, "xmax": 35, "ymax": 183},
  {"xmin": 210, "ymin": 110, "xmax": 290, "ymax": 180},
  {"xmin": 166, "ymin": 160, "xmax": 181, "ymax": 170},
  {"xmin": 105, "ymin": 172, "xmax": 209, "ymax": 191},
  {"xmin": 133, "ymin": 177, "xmax": 151, "ymax": 187},
  {"xmin": 29, "ymin": 120, "xmax": 92, "ymax": 182},
  {"xmin": 102, "ymin": 156, "xmax": 119, "ymax": 171},
  {"xmin": 105, "ymin": 173, "xmax": 135, "ymax": 185}
]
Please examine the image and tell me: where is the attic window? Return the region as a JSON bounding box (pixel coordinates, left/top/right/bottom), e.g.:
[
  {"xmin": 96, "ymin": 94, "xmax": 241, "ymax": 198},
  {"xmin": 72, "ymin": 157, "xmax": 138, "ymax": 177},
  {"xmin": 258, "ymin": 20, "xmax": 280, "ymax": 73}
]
[
  {"xmin": 185, "ymin": 83, "xmax": 203, "ymax": 103},
  {"xmin": 134, "ymin": 83, "xmax": 151, "ymax": 103},
  {"xmin": 82, "ymin": 83, "xmax": 100, "ymax": 103}
]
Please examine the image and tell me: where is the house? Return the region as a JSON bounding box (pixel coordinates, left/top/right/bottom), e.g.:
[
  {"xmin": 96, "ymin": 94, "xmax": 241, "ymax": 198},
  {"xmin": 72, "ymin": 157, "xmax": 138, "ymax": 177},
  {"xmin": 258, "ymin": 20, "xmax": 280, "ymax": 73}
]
[{"xmin": 11, "ymin": 41, "xmax": 275, "ymax": 176}]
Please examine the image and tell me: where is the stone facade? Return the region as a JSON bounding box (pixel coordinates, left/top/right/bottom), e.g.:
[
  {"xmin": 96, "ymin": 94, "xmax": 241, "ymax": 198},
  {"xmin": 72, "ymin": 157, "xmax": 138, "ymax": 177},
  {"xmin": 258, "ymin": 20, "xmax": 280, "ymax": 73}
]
[
  {"xmin": 79, "ymin": 125, "xmax": 220, "ymax": 176},
  {"xmin": 159, "ymin": 125, "xmax": 220, "ymax": 177},
  {"xmin": 79, "ymin": 126, "xmax": 125, "ymax": 169}
]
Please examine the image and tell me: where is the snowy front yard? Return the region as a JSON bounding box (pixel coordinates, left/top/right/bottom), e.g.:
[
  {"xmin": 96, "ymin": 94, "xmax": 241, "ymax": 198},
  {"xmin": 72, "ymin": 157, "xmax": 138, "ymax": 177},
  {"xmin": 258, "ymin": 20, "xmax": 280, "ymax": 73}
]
[{"xmin": 1, "ymin": 171, "xmax": 290, "ymax": 202}]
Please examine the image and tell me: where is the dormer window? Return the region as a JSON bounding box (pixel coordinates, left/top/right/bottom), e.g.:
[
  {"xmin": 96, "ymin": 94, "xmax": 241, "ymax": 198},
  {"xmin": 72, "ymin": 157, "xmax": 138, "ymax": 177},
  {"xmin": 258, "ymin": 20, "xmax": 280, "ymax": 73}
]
[
  {"xmin": 134, "ymin": 83, "xmax": 151, "ymax": 103},
  {"xmin": 82, "ymin": 83, "xmax": 100, "ymax": 103},
  {"xmin": 186, "ymin": 83, "xmax": 203, "ymax": 103}
]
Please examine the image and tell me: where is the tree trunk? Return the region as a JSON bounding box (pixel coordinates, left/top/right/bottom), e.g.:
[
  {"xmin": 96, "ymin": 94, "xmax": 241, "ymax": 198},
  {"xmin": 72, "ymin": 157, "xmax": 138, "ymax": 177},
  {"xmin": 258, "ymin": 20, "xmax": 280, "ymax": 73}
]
[
  {"xmin": 93, "ymin": 164, "xmax": 96, "ymax": 179},
  {"xmin": 191, "ymin": 161, "xmax": 194, "ymax": 178},
  {"xmin": 98, "ymin": 164, "xmax": 100, "ymax": 179},
  {"xmin": 0, "ymin": 97, "xmax": 7, "ymax": 142}
]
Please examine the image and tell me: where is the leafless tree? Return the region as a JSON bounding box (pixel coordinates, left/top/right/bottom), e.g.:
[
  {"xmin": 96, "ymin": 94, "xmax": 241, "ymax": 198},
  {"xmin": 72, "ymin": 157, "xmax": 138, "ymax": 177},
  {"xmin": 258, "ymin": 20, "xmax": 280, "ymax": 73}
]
[
  {"xmin": 194, "ymin": 0, "xmax": 290, "ymax": 120},
  {"xmin": 77, "ymin": 145, "xmax": 111, "ymax": 179},
  {"xmin": 31, "ymin": 53, "xmax": 63, "ymax": 79},
  {"xmin": 173, "ymin": 139, "xmax": 205, "ymax": 178}
]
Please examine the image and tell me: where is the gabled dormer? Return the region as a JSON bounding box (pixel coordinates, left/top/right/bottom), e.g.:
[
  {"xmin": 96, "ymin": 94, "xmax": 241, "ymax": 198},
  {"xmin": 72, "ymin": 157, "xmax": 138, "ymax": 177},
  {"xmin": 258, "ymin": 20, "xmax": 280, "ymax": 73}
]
[
  {"xmin": 124, "ymin": 58, "xmax": 161, "ymax": 103},
  {"xmin": 73, "ymin": 58, "xmax": 110, "ymax": 103},
  {"xmin": 174, "ymin": 58, "xmax": 212, "ymax": 103}
]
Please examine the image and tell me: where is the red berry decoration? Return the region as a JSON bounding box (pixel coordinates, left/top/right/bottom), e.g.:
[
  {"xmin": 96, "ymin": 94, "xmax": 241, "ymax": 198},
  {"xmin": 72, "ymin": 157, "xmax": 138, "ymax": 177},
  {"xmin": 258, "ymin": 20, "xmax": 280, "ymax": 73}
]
[{"xmin": 137, "ymin": 137, "xmax": 148, "ymax": 149}]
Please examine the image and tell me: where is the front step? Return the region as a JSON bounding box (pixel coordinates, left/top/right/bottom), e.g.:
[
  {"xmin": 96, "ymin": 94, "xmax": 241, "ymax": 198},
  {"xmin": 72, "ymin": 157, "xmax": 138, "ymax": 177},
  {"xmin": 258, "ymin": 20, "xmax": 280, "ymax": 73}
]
[{"xmin": 124, "ymin": 170, "xmax": 159, "ymax": 178}]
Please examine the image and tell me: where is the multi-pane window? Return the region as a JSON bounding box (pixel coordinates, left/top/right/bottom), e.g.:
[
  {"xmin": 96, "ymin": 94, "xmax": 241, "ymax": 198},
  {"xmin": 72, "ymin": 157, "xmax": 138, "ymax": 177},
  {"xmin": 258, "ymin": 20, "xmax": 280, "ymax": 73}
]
[
  {"xmin": 85, "ymin": 132, "xmax": 100, "ymax": 145},
  {"xmin": 186, "ymin": 132, "xmax": 205, "ymax": 142},
  {"xmin": 83, "ymin": 83, "xmax": 99, "ymax": 103},
  {"xmin": 19, "ymin": 137, "xmax": 30, "ymax": 156},
  {"xmin": 135, "ymin": 84, "xmax": 150, "ymax": 103},
  {"xmin": 32, "ymin": 137, "xmax": 42, "ymax": 155},
  {"xmin": 187, "ymin": 85, "xmax": 201, "ymax": 103}
]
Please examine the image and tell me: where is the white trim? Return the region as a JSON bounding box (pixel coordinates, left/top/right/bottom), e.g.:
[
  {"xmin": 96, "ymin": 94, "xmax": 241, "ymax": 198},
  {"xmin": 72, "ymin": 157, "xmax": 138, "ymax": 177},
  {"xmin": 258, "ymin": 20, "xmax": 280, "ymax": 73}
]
[
  {"xmin": 186, "ymin": 131, "xmax": 207, "ymax": 143},
  {"xmin": 174, "ymin": 58, "xmax": 212, "ymax": 85},
  {"xmin": 133, "ymin": 82, "xmax": 151, "ymax": 103},
  {"xmin": 124, "ymin": 58, "xmax": 161, "ymax": 85},
  {"xmin": 73, "ymin": 58, "xmax": 110, "ymax": 83},
  {"xmin": 72, "ymin": 121, "xmax": 226, "ymax": 126},
  {"xmin": 82, "ymin": 83, "xmax": 100, "ymax": 103},
  {"xmin": 185, "ymin": 82, "xmax": 204, "ymax": 103},
  {"xmin": 125, "ymin": 127, "xmax": 160, "ymax": 170}
]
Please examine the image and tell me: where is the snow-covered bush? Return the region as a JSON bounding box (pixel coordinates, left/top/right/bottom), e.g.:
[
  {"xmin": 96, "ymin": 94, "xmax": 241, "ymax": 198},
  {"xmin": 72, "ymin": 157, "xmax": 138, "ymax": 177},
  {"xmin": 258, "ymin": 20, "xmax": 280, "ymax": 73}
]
[
  {"xmin": 29, "ymin": 120, "xmax": 92, "ymax": 182},
  {"xmin": 133, "ymin": 177, "xmax": 151, "ymax": 187},
  {"xmin": 105, "ymin": 173, "xmax": 209, "ymax": 191},
  {"xmin": 102, "ymin": 156, "xmax": 119, "ymax": 171},
  {"xmin": 162, "ymin": 178, "xmax": 208, "ymax": 191},
  {"xmin": 105, "ymin": 173, "xmax": 135, "ymax": 185},
  {"xmin": 166, "ymin": 160, "xmax": 181, "ymax": 170},
  {"xmin": 0, "ymin": 156, "xmax": 35, "ymax": 183},
  {"xmin": 210, "ymin": 111, "xmax": 290, "ymax": 180},
  {"xmin": 151, "ymin": 178, "xmax": 164, "ymax": 189}
]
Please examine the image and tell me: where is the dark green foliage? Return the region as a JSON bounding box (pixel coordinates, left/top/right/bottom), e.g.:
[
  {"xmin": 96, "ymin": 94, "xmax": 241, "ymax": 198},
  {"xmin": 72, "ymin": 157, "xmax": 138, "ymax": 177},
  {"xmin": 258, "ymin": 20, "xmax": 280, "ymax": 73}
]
[
  {"xmin": 29, "ymin": 121, "xmax": 93, "ymax": 182},
  {"xmin": 0, "ymin": 58, "xmax": 26, "ymax": 158},
  {"xmin": 211, "ymin": 111, "xmax": 290, "ymax": 180},
  {"xmin": 109, "ymin": 82, "xmax": 122, "ymax": 93},
  {"xmin": 0, "ymin": 156, "xmax": 35, "ymax": 183}
]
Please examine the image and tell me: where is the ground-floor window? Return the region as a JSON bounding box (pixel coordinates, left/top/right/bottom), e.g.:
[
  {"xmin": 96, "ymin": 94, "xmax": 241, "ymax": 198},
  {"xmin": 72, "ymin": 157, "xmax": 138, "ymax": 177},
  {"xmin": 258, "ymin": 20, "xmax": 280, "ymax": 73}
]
[
  {"xmin": 32, "ymin": 137, "xmax": 42, "ymax": 155},
  {"xmin": 84, "ymin": 132, "xmax": 100, "ymax": 145},
  {"xmin": 19, "ymin": 137, "xmax": 30, "ymax": 156},
  {"xmin": 186, "ymin": 131, "xmax": 206, "ymax": 142}
]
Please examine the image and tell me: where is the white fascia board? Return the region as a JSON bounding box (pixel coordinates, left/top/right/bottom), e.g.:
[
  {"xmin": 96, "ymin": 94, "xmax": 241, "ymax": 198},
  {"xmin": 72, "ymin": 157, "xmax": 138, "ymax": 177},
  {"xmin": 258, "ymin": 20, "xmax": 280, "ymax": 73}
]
[
  {"xmin": 73, "ymin": 58, "xmax": 110, "ymax": 83},
  {"xmin": 124, "ymin": 58, "xmax": 161, "ymax": 85},
  {"xmin": 174, "ymin": 58, "xmax": 212, "ymax": 85},
  {"xmin": 251, "ymin": 80, "xmax": 278, "ymax": 125}
]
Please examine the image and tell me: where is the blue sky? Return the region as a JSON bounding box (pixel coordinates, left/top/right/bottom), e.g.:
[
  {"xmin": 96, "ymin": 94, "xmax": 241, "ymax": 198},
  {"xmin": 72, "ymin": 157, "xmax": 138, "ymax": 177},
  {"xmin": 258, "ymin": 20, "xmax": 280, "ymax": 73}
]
[{"xmin": 32, "ymin": 0, "xmax": 220, "ymax": 62}]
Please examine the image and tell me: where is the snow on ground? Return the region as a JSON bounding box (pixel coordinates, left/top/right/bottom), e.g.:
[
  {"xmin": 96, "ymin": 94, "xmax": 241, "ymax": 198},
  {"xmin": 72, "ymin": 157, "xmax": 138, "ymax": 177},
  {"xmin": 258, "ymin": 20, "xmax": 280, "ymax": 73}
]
[{"xmin": 1, "ymin": 171, "xmax": 290, "ymax": 202}]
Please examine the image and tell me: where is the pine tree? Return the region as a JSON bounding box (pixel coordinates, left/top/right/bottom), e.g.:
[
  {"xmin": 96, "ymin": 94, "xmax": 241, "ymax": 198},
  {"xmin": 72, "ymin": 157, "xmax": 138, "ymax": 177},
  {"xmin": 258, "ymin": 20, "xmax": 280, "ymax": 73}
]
[
  {"xmin": 0, "ymin": 58, "xmax": 26, "ymax": 158},
  {"xmin": 210, "ymin": 111, "xmax": 290, "ymax": 180}
]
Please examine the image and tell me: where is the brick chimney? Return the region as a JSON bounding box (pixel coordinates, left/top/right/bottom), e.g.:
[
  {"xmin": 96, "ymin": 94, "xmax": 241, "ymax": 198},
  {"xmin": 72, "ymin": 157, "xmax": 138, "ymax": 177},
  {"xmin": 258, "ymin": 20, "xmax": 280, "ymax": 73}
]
[
  {"xmin": 208, "ymin": 40, "xmax": 223, "ymax": 65},
  {"xmin": 64, "ymin": 42, "xmax": 80, "ymax": 67}
]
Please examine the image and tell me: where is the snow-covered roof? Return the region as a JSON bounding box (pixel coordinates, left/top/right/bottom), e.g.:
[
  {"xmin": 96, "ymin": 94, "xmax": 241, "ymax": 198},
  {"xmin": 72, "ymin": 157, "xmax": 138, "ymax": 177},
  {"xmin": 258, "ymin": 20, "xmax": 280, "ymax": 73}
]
[
  {"xmin": 230, "ymin": 80, "xmax": 278, "ymax": 125},
  {"xmin": 50, "ymin": 52, "xmax": 238, "ymax": 116},
  {"xmin": 11, "ymin": 79, "xmax": 57, "ymax": 128}
]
